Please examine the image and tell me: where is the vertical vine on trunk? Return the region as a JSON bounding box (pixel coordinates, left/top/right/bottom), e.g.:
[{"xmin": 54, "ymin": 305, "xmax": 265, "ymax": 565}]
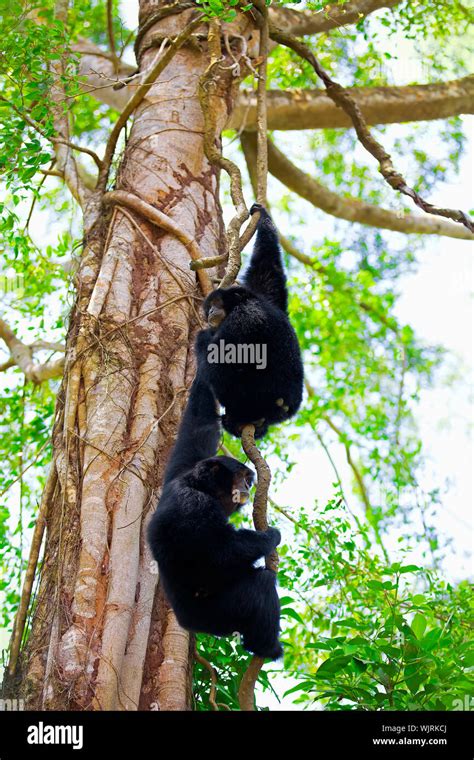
[{"xmin": 199, "ymin": 3, "xmax": 274, "ymax": 712}]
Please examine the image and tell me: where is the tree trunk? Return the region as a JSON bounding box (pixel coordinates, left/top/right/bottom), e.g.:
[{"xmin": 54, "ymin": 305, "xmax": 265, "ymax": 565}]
[{"xmin": 15, "ymin": 2, "xmax": 247, "ymax": 711}]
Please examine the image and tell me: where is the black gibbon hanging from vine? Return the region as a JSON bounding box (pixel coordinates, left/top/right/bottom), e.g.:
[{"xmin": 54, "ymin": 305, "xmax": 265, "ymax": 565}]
[
  {"xmin": 148, "ymin": 373, "xmax": 283, "ymax": 660},
  {"xmin": 196, "ymin": 204, "xmax": 304, "ymax": 439}
]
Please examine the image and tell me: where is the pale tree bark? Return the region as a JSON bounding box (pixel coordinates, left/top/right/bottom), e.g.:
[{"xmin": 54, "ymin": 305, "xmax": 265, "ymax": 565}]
[
  {"xmin": 15, "ymin": 1, "xmax": 249, "ymax": 711},
  {"xmin": 76, "ymin": 42, "xmax": 474, "ymax": 134},
  {"xmin": 229, "ymin": 76, "xmax": 474, "ymax": 132}
]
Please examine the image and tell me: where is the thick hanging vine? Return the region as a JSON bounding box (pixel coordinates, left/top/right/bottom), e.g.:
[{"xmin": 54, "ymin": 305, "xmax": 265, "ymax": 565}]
[{"xmin": 198, "ymin": 1, "xmax": 275, "ymax": 712}]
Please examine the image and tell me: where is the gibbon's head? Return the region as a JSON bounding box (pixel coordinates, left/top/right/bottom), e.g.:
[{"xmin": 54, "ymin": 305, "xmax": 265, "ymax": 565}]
[
  {"xmin": 203, "ymin": 287, "xmax": 252, "ymax": 329},
  {"xmin": 191, "ymin": 456, "xmax": 255, "ymax": 514}
]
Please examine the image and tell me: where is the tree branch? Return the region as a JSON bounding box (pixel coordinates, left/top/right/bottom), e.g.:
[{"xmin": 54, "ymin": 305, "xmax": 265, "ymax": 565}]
[
  {"xmin": 269, "ymin": 0, "xmax": 402, "ymax": 36},
  {"xmin": 0, "ymin": 96, "xmax": 102, "ymax": 176},
  {"xmin": 75, "ymin": 37, "xmax": 135, "ymax": 111},
  {"xmin": 0, "ymin": 317, "xmax": 65, "ymax": 382},
  {"xmin": 74, "ymin": 36, "xmax": 474, "ymax": 134},
  {"xmin": 106, "ymin": 0, "xmax": 119, "ymax": 69},
  {"xmin": 241, "ymin": 132, "xmax": 473, "ymax": 240},
  {"xmin": 228, "ymin": 76, "xmax": 474, "ymax": 131},
  {"xmin": 268, "ymin": 26, "xmax": 474, "ymax": 231}
]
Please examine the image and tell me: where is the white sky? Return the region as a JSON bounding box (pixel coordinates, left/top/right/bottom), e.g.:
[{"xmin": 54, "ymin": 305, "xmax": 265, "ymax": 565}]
[{"xmin": 269, "ymin": 118, "xmax": 473, "ymax": 580}]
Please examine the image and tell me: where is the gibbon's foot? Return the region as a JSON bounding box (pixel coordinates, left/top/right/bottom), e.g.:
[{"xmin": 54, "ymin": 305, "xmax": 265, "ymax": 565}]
[
  {"xmin": 244, "ymin": 639, "xmax": 283, "ymax": 661},
  {"xmin": 276, "ymin": 398, "xmax": 284, "ymax": 407},
  {"xmin": 232, "ymin": 418, "xmax": 266, "ymax": 433},
  {"xmin": 222, "ymin": 414, "xmax": 269, "ymax": 439}
]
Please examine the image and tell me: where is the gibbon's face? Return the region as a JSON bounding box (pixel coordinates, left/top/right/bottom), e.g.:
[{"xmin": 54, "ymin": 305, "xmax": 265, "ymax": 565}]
[
  {"xmin": 205, "ymin": 293, "xmax": 226, "ymax": 328},
  {"xmin": 203, "ymin": 288, "xmax": 251, "ymax": 329},
  {"xmin": 209, "ymin": 459, "xmax": 255, "ymax": 515},
  {"xmin": 233, "ymin": 466, "xmax": 255, "ymax": 507}
]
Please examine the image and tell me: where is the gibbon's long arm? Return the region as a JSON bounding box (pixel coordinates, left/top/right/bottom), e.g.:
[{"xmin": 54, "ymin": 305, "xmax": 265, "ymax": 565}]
[
  {"xmin": 243, "ymin": 204, "xmax": 288, "ymax": 313},
  {"xmin": 163, "ymin": 374, "xmax": 220, "ymax": 485}
]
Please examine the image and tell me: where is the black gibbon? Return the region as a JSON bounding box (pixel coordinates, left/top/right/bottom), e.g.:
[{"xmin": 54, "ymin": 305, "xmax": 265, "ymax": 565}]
[
  {"xmin": 148, "ymin": 373, "xmax": 283, "ymax": 659},
  {"xmin": 196, "ymin": 204, "xmax": 303, "ymax": 439}
]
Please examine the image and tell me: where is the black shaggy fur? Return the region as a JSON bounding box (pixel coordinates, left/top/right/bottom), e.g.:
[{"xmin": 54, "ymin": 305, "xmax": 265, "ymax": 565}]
[
  {"xmin": 148, "ymin": 373, "xmax": 283, "ymax": 660},
  {"xmin": 196, "ymin": 204, "xmax": 303, "ymax": 439}
]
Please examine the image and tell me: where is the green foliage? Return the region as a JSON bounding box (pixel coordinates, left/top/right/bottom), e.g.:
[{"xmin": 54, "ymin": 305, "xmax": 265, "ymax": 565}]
[
  {"xmin": 0, "ymin": 2, "xmax": 63, "ymax": 201},
  {"xmin": 194, "ymin": 499, "xmax": 473, "ymax": 711},
  {"xmin": 195, "ymin": 0, "xmax": 252, "ymax": 24},
  {"xmin": 0, "ymin": 382, "xmax": 55, "ymax": 628},
  {"xmin": 279, "ymin": 500, "xmax": 473, "ymax": 710}
]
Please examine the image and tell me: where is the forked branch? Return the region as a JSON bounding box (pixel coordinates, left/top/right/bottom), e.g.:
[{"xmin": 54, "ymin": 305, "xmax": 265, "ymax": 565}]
[{"xmin": 194, "ymin": 645, "xmax": 219, "ymax": 711}]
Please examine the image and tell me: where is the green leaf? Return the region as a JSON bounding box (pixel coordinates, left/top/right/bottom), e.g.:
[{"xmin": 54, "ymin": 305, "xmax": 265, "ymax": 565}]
[
  {"xmin": 316, "ymin": 655, "xmax": 353, "ymax": 678},
  {"xmin": 411, "ymin": 613, "xmax": 427, "ymax": 639}
]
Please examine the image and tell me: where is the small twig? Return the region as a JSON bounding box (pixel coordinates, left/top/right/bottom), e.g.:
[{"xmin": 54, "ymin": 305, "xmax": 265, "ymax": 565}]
[
  {"xmin": 0, "ymin": 439, "xmax": 50, "ymax": 499},
  {"xmin": 269, "ymin": 26, "xmax": 473, "ymax": 232},
  {"xmin": 0, "ymin": 96, "xmax": 103, "ymax": 171},
  {"xmin": 54, "ymin": 137, "xmax": 103, "ymax": 170},
  {"xmin": 194, "ymin": 645, "xmax": 219, "ymax": 711},
  {"xmin": 24, "ymin": 158, "xmax": 57, "ymax": 232},
  {"xmin": 106, "ymin": 0, "xmax": 119, "ymax": 71}
]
